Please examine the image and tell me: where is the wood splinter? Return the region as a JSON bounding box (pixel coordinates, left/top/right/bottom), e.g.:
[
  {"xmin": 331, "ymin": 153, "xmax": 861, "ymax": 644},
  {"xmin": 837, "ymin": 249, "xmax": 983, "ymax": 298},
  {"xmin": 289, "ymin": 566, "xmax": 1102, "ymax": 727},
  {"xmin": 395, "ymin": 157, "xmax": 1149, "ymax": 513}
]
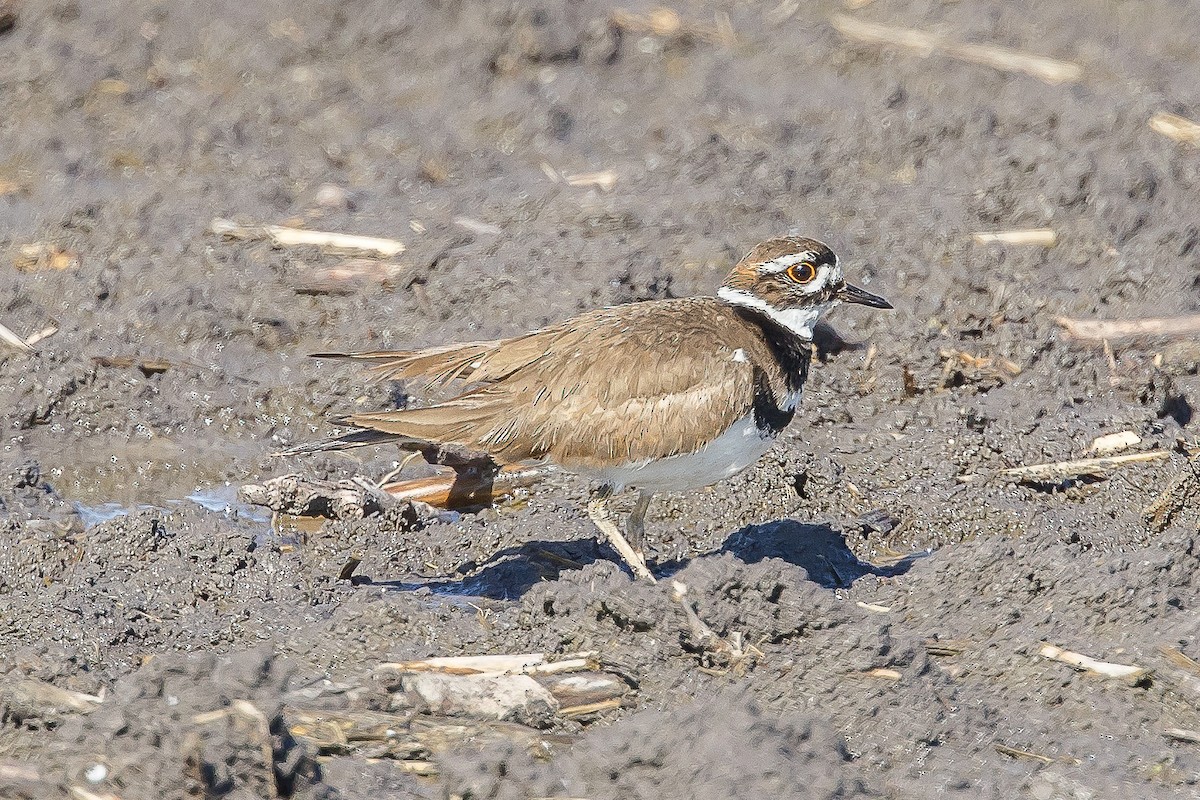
[
  {"xmin": 1057, "ymin": 314, "xmax": 1200, "ymax": 341},
  {"xmin": 1039, "ymin": 643, "xmax": 1148, "ymax": 680},
  {"xmin": 210, "ymin": 217, "xmax": 405, "ymax": 257}
]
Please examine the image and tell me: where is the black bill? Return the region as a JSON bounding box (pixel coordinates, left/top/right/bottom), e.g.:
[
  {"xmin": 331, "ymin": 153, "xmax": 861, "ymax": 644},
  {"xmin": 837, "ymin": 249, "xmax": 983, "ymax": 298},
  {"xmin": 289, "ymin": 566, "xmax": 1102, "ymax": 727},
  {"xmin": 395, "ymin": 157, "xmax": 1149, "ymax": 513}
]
[{"xmin": 838, "ymin": 282, "xmax": 893, "ymax": 309}]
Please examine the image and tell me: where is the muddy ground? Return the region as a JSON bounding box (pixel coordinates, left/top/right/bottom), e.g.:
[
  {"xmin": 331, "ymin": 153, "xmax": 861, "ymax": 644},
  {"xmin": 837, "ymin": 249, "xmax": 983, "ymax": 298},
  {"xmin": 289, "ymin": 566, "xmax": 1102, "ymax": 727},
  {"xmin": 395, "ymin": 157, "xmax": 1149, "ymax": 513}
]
[{"xmin": 3, "ymin": 0, "xmax": 1200, "ymax": 797}]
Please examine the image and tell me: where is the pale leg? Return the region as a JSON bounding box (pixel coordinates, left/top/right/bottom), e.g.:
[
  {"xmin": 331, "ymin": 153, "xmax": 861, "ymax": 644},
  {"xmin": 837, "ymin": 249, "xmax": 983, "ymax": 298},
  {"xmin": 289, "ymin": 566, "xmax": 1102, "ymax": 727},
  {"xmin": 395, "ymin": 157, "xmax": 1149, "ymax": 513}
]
[{"xmin": 586, "ymin": 488, "xmax": 656, "ymax": 583}]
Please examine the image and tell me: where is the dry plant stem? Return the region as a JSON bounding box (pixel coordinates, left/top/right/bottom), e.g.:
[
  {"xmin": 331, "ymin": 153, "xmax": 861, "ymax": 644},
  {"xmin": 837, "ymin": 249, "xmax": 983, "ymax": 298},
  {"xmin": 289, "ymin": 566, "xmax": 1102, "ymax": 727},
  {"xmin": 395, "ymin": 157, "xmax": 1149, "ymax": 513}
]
[
  {"xmin": 1038, "ymin": 643, "xmax": 1147, "ymax": 679},
  {"xmin": 1057, "ymin": 313, "xmax": 1200, "ymax": 341},
  {"xmin": 1164, "ymin": 728, "xmax": 1200, "ymax": 744},
  {"xmin": 1149, "ymin": 112, "xmax": 1200, "ymax": 145},
  {"xmin": 671, "ymin": 580, "xmax": 742, "ymax": 657},
  {"xmin": 971, "ymin": 229, "xmax": 1057, "ymax": 246},
  {"xmin": 0, "ymin": 319, "xmax": 33, "ymax": 352},
  {"xmin": 210, "ymin": 217, "xmax": 405, "ymax": 256},
  {"xmin": 377, "ymin": 652, "xmax": 597, "ymax": 677},
  {"xmin": 830, "ymin": 14, "xmax": 1081, "ymax": 84},
  {"xmin": 1000, "ymin": 450, "xmax": 1169, "ymax": 482}
]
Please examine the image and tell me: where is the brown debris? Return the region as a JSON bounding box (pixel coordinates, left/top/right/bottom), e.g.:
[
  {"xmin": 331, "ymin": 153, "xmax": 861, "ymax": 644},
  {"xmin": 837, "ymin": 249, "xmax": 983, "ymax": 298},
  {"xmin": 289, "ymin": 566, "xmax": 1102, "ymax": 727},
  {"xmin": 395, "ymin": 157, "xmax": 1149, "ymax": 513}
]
[
  {"xmin": 239, "ymin": 473, "xmax": 431, "ymax": 521},
  {"xmin": 285, "ymin": 706, "xmax": 557, "ymax": 766},
  {"xmin": 1141, "ymin": 453, "xmax": 1200, "ymax": 533},
  {"xmin": 92, "ymin": 356, "xmax": 173, "ymax": 376},
  {"xmin": 937, "ymin": 348, "xmax": 1022, "ymax": 389},
  {"xmin": 14, "ymin": 242, "xmax": 82, "ymax": 272}
]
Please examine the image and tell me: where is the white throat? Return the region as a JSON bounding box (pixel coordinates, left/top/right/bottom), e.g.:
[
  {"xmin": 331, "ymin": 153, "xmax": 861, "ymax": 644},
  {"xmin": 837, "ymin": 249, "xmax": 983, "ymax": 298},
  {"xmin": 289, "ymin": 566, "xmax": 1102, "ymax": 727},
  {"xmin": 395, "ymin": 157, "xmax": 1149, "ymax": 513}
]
[{"xmin": 717, "ymin": 286, "xmax": 835, "ymax": 340}]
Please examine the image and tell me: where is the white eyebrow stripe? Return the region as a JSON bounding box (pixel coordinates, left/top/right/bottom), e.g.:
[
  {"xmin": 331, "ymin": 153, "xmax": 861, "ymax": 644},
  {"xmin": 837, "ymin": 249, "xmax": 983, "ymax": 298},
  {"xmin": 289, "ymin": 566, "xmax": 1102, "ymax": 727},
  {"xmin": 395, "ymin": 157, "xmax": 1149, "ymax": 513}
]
[{"xmin": 759, "ymin": 252, "xmax": 817, "ymax": 273}]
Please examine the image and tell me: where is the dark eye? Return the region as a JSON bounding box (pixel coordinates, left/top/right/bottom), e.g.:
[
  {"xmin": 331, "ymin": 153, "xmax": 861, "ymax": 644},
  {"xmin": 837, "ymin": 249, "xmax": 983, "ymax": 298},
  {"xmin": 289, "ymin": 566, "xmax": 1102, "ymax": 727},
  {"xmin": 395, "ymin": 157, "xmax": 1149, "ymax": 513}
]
[{"xmin": 786, "ymin": 262, "xmax": 817, "ymax": 284}]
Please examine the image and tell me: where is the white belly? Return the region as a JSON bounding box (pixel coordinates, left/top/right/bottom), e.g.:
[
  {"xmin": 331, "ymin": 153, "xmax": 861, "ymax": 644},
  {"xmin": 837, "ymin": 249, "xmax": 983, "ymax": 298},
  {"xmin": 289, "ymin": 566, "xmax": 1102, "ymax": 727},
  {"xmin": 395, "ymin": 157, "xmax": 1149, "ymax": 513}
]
[{"xmin": 579, "ymin": 413, "xmax": 776, "ymax": 492}]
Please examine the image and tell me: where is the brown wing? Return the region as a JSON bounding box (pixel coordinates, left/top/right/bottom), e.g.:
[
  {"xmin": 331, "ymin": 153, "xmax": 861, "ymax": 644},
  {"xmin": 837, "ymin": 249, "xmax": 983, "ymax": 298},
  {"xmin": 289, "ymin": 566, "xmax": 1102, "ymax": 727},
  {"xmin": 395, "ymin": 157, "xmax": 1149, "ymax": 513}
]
[
  {"xmin": 311, "ymin": 334, "xmax": 548, "ymax": 393},
  {"xmin": 339, "ymin": 299, "xmax": 780, "ymax": 469}
]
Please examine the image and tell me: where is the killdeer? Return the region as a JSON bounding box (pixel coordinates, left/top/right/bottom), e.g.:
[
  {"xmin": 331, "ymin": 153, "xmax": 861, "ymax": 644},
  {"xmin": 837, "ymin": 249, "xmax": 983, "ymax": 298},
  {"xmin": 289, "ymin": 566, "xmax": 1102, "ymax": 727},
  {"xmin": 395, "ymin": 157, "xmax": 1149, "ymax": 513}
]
[{"xmin": 282, "ymin": 236, "xmax": 891, "ymax": 581}]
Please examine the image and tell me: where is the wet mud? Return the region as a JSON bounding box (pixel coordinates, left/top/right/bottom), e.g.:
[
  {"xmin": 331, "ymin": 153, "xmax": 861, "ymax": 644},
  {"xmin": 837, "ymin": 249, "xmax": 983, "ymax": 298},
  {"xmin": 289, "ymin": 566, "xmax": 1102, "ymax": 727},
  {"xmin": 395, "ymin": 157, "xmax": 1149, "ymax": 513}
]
[{"xmin": 3, "ymin": 0, "xmax": 1200, "ymax": 797}]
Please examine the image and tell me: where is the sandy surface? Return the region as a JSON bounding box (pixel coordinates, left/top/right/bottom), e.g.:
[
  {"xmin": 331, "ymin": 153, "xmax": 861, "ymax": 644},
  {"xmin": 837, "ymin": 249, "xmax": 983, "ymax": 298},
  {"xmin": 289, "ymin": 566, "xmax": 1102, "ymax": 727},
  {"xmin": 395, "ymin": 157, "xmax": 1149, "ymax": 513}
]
[{"xmin": 3, "ymin": 0, "xmax": 1200, "ymax": 797}]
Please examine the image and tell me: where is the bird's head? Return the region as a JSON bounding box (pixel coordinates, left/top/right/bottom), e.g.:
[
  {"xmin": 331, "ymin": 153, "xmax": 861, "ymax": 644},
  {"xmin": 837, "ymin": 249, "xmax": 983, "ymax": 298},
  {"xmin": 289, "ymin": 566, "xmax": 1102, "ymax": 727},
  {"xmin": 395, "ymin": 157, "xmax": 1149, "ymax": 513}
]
[{"xmin": 717, "ymin": 236, "xmax": 891, "ymax": 339}]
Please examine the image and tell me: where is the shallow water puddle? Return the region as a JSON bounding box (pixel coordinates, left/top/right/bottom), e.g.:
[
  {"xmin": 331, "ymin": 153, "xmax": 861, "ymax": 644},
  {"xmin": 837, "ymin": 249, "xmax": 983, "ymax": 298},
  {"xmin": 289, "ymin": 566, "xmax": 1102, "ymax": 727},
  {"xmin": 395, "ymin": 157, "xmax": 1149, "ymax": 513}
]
[{"xmin": 74, "ymin": 484, "xmax": 270, "ymax": 529}]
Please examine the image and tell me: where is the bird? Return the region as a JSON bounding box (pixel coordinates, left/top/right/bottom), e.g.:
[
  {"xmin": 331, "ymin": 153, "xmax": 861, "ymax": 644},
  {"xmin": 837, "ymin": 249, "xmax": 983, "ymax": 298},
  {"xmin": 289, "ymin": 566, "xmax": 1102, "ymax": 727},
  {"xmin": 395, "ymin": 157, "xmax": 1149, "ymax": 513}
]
[{"xmin": 280, "ymin": 236, "xmax": 891, "ymax": 582}]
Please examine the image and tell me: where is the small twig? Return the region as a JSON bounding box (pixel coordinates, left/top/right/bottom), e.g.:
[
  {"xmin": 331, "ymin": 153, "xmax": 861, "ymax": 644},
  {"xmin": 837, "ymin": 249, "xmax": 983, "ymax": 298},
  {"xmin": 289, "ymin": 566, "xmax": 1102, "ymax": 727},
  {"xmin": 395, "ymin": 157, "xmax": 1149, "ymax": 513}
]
[
  {"xmin": 856, "ymin": 601, "xmax": 891, "ymax": 613},
  {"xmin": 1150, "ymin": 112, "xmax": 1200, "ymax": 146},
  {"xmin": 830, "ymin": 14, "xmax": 1081, "ymax": 84},
  {"xmin": 559, "ymin": 698, "xmax": 623, "ymax": 718},
  {"xmin": 210, "ymin": 218, "xmax": 405, "ymax": 257},
  {"xmin": 924, "ymin": 639, "xmax": 969, "ymax": 657},
  {"xmin": 1102, "ymin": 339, "xmax": 1121, "ymax": 387},
  {"xmin": 1057, "ymin": 314, "xmax": 1200, "ymax": 341},
  {"xmin": 864, "ymin": 668, "xmax": 902, "ymax": 680},
  {"xmin": 994, "ymin": 744, "xmax": 1055, "ymax": 764},
  {"xmin": 564, "ymin": 170, "xmax": 618, "ymax": 192},
  {"xmin": 23, "ymin": 324, "xmax": 58, "ymax": 347},
  {"xmin": 971, "ymin": 229, "xmax": 1057, "ymax": 247},
  {"xmin": 1164, "ymin": 728, "xmax": 1200, "ymax": 744},
  {"xmin": 999, "ymin": 450, "xmax": 1169, "ymax": 482},
  {"xmin": 1039, "ymin": 643, "xmax": 1148, "ymax": 679}
]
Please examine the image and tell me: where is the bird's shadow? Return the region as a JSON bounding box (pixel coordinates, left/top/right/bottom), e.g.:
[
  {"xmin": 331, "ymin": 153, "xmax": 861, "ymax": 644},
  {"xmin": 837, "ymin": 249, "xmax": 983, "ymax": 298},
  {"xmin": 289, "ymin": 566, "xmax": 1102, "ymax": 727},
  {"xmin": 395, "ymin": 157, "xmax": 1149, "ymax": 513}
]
[
  {"xmin": 714, "ymin": 519, "xmax": 920, "ymax": 589},
  {"xmin": 369, "ymin": 519, "xmax": 921, "ymax": 600}
]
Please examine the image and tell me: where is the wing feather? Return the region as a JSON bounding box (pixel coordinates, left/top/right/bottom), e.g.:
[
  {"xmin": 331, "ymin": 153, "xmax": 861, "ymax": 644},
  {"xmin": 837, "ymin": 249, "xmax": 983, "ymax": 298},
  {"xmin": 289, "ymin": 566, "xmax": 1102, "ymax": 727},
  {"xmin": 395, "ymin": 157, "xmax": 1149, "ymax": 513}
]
[{"xmin": 331, "ymin": 300, "xmax": 777, "ymax": 469}]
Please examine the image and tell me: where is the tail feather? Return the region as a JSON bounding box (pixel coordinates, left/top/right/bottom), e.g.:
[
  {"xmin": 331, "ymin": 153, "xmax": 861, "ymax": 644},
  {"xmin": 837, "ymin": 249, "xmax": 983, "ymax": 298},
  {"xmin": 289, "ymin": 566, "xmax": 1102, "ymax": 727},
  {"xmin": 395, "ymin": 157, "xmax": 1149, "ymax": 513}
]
[
  {"xmin": 275, "ymin": 403, "xmax": 507, "ymax": 465},
  {"xmin": 309, "ymin": 343, "xmax": 503, "ymax": 391},
  {"xmin": 273, "ymin": 427, "xmax": 411, "ymax": 456}
]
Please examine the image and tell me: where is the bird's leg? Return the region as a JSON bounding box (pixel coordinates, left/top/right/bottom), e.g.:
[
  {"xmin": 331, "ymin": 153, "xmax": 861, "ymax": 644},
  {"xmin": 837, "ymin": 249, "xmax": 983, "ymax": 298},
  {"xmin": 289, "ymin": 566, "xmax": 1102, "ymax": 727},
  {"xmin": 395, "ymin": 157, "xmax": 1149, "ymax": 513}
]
[
  {"xmin": 626, "ymin": 490, "xmax": 653, "ymax": 556},
  {"xmin": 586, "ymin": 487, "xmax": 656, "ymax": 583}
]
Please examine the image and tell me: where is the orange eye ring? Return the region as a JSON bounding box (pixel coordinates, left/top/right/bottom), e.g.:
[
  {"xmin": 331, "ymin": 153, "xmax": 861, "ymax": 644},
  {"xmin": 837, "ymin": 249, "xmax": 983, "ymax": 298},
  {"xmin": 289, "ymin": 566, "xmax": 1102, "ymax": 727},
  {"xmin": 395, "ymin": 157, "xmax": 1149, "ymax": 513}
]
[{"xmin": 786, "ymin": 262, "xmax": 817, "ymax": 284}]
